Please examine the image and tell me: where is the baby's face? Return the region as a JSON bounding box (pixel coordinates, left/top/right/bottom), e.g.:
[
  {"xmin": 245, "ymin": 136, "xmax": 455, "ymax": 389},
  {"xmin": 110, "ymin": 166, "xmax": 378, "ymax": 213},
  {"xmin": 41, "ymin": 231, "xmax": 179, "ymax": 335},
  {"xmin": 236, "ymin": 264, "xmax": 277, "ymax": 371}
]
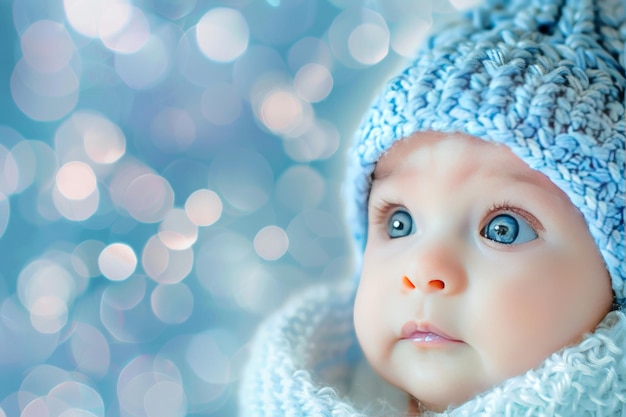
[{"xmin": 353, "ymin": 132, "xmax": 613, "ymax": 412}]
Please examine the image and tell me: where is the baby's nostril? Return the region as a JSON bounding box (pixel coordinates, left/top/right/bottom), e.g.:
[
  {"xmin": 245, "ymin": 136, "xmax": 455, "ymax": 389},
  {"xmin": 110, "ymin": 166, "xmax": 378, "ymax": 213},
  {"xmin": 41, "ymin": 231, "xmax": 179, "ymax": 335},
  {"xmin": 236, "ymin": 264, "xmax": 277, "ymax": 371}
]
[
  {"xmin": 403, "ymin": 275, "xmax": 416, "ymax": 290},
  {"xmin": 429, "ymin": 279, "xmax": 445, "ymax": 290}
]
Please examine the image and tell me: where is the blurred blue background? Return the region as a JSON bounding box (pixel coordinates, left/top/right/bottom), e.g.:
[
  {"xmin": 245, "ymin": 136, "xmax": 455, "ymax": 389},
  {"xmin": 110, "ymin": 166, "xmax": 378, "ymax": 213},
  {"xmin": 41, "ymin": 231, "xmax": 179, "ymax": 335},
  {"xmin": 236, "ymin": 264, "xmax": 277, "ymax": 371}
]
[{"xmin": 0, "ymin": 0, "xmax": 469, "ymax": 415}]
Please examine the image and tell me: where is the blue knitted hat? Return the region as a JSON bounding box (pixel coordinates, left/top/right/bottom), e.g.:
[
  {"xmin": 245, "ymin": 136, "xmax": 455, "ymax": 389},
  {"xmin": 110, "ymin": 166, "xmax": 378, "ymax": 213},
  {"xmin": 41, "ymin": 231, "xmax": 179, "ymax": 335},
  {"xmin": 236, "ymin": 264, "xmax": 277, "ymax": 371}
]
[{"xmin": 346, "ymin": 0, "xmax": 625, "ymax": 305}]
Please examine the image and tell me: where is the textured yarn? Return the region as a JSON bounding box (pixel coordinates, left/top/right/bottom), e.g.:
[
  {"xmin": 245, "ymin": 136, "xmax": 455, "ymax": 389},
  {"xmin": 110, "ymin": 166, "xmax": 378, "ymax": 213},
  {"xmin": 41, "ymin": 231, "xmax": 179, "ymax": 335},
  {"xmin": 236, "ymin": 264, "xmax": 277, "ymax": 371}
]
[{"xmin": 240, "ymin": 284, "xmax": 626, "ymax": 416}]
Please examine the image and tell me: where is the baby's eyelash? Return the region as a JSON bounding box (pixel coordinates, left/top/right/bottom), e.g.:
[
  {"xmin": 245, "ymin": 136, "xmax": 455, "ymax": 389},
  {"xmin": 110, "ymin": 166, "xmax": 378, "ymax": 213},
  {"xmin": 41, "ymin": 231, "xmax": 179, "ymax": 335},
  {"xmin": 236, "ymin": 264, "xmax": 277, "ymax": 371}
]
[
  {"xmin": 485, "ymin": 201, "xmax": 544, "ymax": 232},
  {"xmin": 369, "ymin": 199, "xmax": 403, "ymax": 226}
]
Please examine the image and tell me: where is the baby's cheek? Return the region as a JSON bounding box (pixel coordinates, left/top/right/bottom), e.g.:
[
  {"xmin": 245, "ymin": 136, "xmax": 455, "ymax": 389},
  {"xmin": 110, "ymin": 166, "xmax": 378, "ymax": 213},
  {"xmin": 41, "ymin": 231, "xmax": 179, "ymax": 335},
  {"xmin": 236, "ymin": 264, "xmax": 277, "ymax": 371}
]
[
  {"xmin": 353, "ymin": 284, "xmax": 380, "ymax": 349},
  {"xmin": 470, "ymin": 278, "xmax": 567, "ymax": 378},
  {"xmin": 354, "ymin": 277, "xmax": 398, "ymax": 365}
]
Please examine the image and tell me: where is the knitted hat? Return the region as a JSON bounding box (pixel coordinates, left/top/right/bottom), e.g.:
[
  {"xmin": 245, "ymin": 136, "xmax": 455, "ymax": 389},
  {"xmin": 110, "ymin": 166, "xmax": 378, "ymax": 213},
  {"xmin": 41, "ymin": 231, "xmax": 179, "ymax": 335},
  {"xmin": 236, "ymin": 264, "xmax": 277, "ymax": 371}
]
[{"xmin": 345, "ymin": 0, "xmax": 625, "ymax": 305}]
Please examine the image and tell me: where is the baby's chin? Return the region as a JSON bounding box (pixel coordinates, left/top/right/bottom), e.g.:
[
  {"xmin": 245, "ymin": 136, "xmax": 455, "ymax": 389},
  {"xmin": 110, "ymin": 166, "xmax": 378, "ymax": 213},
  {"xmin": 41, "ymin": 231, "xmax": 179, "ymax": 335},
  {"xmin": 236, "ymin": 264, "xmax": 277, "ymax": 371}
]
[{"xmin": 402, "ymin": 377, "xmax": 496, "ymax": 414}]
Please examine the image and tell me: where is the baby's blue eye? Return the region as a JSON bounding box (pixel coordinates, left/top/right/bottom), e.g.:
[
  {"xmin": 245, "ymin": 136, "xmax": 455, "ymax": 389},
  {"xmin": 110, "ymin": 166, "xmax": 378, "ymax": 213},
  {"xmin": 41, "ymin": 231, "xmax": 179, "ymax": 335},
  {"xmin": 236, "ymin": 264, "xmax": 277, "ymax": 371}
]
[
  {"xmin": 387, "ymin": 210, "xmax": 414, "ymax": 239},
  {"xmin": 481, "ymin": 213, "xmax": 538, "ymax": 244}
]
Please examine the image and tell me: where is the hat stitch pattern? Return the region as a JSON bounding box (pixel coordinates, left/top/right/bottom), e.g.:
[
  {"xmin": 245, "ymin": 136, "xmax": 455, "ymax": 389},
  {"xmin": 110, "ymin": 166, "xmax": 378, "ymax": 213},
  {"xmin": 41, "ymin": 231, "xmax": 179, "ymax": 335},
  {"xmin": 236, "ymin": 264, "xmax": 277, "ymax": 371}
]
[{"xmin": 345, "ymin": 0, "xmax": 625, "ymax": 304}]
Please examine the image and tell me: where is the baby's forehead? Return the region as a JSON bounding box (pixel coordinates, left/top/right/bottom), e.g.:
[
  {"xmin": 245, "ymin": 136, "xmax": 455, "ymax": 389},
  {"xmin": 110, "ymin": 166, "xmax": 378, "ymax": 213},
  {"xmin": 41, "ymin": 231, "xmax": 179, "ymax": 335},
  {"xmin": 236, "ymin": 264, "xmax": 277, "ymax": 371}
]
[
  {"xmin": 374, "ymin": 133, "xmax": 495, "ymax": 174},
  {"xmin": 372, "ymin": 132, "xmax": 557, "ymax": 193}
]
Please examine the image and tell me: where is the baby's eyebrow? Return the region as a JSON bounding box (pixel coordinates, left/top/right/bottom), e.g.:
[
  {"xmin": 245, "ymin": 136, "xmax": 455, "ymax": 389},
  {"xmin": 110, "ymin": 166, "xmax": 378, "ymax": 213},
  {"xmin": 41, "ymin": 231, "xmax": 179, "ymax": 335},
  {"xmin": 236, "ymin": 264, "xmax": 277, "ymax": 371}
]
[{"xmin": 503, "ymin": 170, "xmax": 553, "ymax": 190}]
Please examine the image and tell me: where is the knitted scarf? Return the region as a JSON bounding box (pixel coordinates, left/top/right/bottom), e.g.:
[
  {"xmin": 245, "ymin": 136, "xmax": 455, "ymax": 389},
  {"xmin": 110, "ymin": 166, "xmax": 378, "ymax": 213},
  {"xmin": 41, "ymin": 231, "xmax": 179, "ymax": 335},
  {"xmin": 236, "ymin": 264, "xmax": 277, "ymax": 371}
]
[{"xmin": 239, "ymin": 283, "xmax": 626, "ymax": 416}]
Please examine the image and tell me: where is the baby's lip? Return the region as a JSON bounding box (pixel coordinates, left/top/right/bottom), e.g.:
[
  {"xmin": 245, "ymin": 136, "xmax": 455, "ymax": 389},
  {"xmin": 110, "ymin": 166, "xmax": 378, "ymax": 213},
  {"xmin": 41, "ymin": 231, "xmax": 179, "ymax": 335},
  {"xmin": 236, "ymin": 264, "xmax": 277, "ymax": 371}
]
[{"xmin": 400, "ymin": 321, "xmax": 463, "ymax": 343}]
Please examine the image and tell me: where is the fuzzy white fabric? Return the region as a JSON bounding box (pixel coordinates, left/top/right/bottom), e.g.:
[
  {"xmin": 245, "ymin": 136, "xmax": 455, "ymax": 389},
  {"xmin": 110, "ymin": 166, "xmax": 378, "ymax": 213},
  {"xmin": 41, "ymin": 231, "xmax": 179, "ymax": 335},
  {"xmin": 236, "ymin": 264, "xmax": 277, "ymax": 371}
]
[{"xmin": 240, "ymin": 283, "xmax": 626, "ymax": 416}]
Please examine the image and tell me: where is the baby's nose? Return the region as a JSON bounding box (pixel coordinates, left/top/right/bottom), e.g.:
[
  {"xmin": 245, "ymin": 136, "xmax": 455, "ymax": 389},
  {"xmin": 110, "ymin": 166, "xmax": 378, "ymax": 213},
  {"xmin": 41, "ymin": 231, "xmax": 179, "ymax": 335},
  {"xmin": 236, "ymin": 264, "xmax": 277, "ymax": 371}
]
[{"xmin": 401, "ymin": 245, "xmax": 467, "ymax": 295}]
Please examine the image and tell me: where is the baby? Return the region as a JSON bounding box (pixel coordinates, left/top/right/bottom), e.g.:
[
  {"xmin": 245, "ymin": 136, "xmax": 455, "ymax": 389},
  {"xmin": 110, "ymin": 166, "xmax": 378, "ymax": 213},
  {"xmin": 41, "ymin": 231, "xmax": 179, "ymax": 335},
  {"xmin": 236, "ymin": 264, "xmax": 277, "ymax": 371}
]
[
  {"xmin": 241, "ymin": 0, "xmax": 625, "ymax": 415},
  {"xmin": 355, "ymin": 132, "xmax": 615, "ymax": 413}
]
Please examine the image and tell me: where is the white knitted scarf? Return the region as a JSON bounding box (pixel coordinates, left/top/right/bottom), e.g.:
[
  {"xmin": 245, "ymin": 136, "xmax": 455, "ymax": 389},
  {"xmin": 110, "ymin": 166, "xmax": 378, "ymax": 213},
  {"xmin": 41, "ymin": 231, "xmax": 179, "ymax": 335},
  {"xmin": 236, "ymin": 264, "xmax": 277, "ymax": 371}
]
[{"xmin": 240, "ymin": 283, "xmax": 626, "ymax": 416}]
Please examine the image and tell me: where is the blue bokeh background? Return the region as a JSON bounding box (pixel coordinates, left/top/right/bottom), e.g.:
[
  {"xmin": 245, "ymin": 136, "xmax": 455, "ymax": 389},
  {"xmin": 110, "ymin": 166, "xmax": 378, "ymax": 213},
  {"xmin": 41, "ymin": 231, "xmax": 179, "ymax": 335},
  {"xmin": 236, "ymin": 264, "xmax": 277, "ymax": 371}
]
[{"xmin": 0, "ymin": 0, "xmax": 464, "ymax": 415}]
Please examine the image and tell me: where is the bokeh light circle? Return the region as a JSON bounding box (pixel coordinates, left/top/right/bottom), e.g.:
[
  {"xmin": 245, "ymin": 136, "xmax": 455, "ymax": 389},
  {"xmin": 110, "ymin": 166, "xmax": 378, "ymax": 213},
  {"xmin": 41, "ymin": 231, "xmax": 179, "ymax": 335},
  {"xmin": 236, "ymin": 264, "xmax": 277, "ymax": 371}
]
[
  {"xmin": 348, "ymin": 22, "xmax": 390, "ymax": 65},
  {"xmin": 17, "ymin": 258, "xmax": 75, "ymax": 312},
  {"xmin": 283, "ymin": 119, "xmax": 340, "ymax": 162},
  {"xmin": 115, "ymin": 34, "xmax": 170, "ymax": 89},
  {"xmin": 100, "ymin": 4, "xmax": 150, "ymax": 54},
  {"xmin": 21, "ymin": 20, "xmax": 75, "ymax": 73},
  {"xmin": 259, "ymin": 89, "xmax": 311, "ymax": 136},
  {"xmin": 117, "ymin": 356, "xmax": 184, "ymax": 417},
  {"xmin": 70, "ymin": 323, "xmax": 111, "ymax": 377},
  {"xmin": 287, "ymin": 36, "xmax": 333, "ymax": 72},
  {"xmin": 98, "ymin": 243, "xmax": 137, "ymax": 281},
  {"xmin": 143, "ymin": 380, "xmax": 187, "ymax": 417},
  {"xmin": 184, "ymin": 189, "xmax": 222, "ymax": 227},
  {"xmin": 232, "ymin": 45, "xmax": 287, "ymax": 98},
  {"xmin": 123, "ymin": 174, "xmax": 175, "ymax": 223},
  {"xmin": 151, "ymin": 283, "xmax": 194, "ymax": 324},
  {"xmin": 52, "ymin": 183, "xmax": 100, "ymax": 222},
  {"xmin": 21, "ymin": 397, "xmax": 49, "ymax": 417},
  {"xmin": 142, "ymin": 235, "xmax": 193, "ymax": 284},
  {"xmin": 72, "ymin": 240, "xmax": 106, "ymax": 278},
  {"xmin": 56, "ymin": 161, "xmax": 97, "ymax": 200},
  {"xmin": 48, "ymin": 380, "xmax": 105, "ymax": 417},
  {"xmin": 328, "ymin": 7, "xmax": 390, "ymax": 68},
  {"xmin": 10, "ymin": 59, "xmax": 79, "ymax": 122},
  {"xmin": 157, "ymin": 208, "xmax": 198, "ymax": 250},
  {"xmin": 77, "ymin": 112, "xmax": 126, "ymax": 164},
  {"xmin": 100, "ymin": 276, "xmax": 166, "ymax": 343},
  {"xmin": 253, "ymin": 226, "xmax": 289, "ymax": 261},
  {"xmin": 0, "ymin": 296, "xmax": 60, "ymax": 366},
  {"xmin": 64, "ymin": 0, "xmax": 127, "ymax": 38},
  {"xmin": 196, "ymin": 8, "xmax": 249, "ymax": 63},
  {"xmin": 54, "ymin": 110, "xmax": 126, "ymax": 165},
  {"xmin": 142, "ymin": 235, "xmax": 170, "ymax": 280},
  {"xmin": 30, "ymin": 296, "xmax": 68, "ymax": 334},
  {"xmin": 101, "ymin": 274, "xmax": 145, "ymax": 311},
  {"xmin": 294, "ymin": 63, "xmax": 333, "ymax": 103},
  {"xmin": 20, "ymin": 364, "xmax": 72, "ymax": 397},
  {"xmin": 186, "ymin": 332, "xmax": 230, "ymax": 385}
]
